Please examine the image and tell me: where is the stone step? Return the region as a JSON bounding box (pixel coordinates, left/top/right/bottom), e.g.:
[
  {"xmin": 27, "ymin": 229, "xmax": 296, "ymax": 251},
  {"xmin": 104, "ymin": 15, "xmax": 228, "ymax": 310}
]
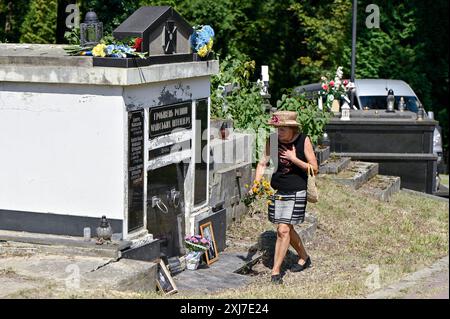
[
  {"xmin": 319, "ymin": 156, "xmax": 352, "ymax": 174},
  {"xmin": 0, "ymin": 230, "xmax": 122, "ymax": 259},
  {"xmin": 329, "ymin": 161, "xmax": 379, "ymax": 190},
  {"xmin": 358, "ymin": 175, "xmax": 401, "ymax": 202}
]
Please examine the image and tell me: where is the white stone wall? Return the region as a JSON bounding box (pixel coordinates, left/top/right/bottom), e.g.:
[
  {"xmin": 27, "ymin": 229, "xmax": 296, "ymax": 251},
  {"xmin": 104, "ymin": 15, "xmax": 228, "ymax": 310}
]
[{"xmin": 0, "ymin": 82, "xmax": 126, "ymax": 220}]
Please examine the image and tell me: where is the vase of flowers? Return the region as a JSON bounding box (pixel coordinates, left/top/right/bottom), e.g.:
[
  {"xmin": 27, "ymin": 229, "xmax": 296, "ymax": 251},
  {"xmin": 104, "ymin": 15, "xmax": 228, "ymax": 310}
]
[
  {"xmin": 319, "ymin": 66, "xmax": 355, "ymax": 112},
  {"xmin": 184, "ymin": 235, "xmax": 210, "ymax": 270},
  {"xmin": 185, "ymin": 251, "xmax": 203, "ymax": 270}
]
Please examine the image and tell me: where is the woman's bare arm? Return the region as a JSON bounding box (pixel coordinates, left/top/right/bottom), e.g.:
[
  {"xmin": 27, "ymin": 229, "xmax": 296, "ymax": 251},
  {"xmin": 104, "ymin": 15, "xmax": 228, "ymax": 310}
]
[
  {"xmin": 304, "ymin": 137, "xmax": 319, "ymax": 175},
  {"xmin": 254, "ymin": 140, "xmax": 270, "ymax": 183}
]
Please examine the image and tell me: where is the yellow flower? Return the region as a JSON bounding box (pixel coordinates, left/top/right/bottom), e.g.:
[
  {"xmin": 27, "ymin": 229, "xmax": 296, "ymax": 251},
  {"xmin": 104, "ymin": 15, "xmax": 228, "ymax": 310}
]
[
  {"xmin": 267, "ymin": 200, "xmax": 273, "ymax": 205},
  {"xmin": 252, "ymin": 187, "xmax": 258, "ymax": 193},
  {"xmin": 244, "ymin": 184, "xmax": 249, "ymax": 188},
  {"xmin": 92, "ymin": 44, "xmax": 106, "ymax": 57},
  {"xmin": 207, "ymin": 39, "xmax": 213, "ymax": 51},
  {"xmin": 198, "ymin": 45, "xmax": 208, "ymax": 57}
]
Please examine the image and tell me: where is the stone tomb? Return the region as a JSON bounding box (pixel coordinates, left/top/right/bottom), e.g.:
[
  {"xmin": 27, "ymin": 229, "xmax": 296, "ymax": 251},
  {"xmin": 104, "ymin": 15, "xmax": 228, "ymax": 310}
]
[{"xmin": 0, "ymin": 7, "xmax": 223, "ymax": 261}]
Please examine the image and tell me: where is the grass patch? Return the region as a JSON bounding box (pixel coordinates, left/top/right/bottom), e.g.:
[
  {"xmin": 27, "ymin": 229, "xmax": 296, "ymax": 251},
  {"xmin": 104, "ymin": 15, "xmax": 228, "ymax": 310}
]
[
  {"xmin": 440, "ymin": 174, "xmax": 449, "ymax": 187},
  {"xmin": 186, "ymin": 177, "xmax": 448, "ymax": 299},
  {"xmin": 6, "ymin": 177, "xmax": 446, "ymax": 299}
]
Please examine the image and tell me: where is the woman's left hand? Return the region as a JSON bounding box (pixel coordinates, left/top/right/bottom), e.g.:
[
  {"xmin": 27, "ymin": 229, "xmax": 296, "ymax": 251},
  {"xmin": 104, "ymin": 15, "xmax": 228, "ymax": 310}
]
[{"xmin": 280, "ymin": 145, "xmax": 297, "ymax": 162}]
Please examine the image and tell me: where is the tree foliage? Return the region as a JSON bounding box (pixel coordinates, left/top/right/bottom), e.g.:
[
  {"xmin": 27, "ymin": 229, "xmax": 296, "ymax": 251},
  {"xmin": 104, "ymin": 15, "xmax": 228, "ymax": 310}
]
[
  {"xmin": 19, "ymin": 0, "xmax": 57, "ymax": 44},
  {"xmin": 1, "ymin": 0, "xmax": 448, "ymax": 146}
]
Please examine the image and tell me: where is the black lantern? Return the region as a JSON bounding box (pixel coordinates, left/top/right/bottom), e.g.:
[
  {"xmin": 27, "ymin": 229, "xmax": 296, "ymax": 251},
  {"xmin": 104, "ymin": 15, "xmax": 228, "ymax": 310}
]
[
  {"xmin": 80, "ymin": 10, "xmax": 103, "ymax": 48},
  {"xmin": 386, "ymin": 89, "xmax": 395, "ymax": 113}
]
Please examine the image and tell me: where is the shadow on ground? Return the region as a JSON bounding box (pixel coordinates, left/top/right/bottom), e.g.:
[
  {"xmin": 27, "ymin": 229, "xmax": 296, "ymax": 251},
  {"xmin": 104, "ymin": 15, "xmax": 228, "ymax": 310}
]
[{"xmin": 235, "ymin": 230, "xmax": 302, "ymax": 279}]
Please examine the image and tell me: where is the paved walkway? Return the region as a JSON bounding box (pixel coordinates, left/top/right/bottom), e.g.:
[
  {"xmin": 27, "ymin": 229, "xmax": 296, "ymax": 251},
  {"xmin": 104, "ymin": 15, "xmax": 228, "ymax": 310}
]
[
  {"xmin": 173, "ymin": 251, "xmax": 260, "ymax": 295},
  {"xmin": 367, "ymin": 256, "xmax": 449, "ymax": 299}
]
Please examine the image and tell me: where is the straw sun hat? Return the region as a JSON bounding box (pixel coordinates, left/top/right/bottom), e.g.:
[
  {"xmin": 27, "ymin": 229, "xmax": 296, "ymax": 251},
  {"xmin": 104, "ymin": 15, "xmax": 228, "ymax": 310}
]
[{"xmin": 267, "ymin": 111, "xmax": 300, "ymax": 127}]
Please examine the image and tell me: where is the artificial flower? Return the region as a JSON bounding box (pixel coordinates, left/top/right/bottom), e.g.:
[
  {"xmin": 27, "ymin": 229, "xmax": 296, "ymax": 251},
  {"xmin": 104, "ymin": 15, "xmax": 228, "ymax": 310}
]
[
  {"xmin": 190, "ymin": 25, "xmax": 215, "ymax": 57},
  {"xmin": 64, "ymin": 37, "xmax": 146, "ymax": 59},
  {"xmin": 185, "ymin": 234, "xmax": 210, "ymax": 252},
  {"xmin": 207, "ymin": 39, "xmax": 213, "ymax": 51},
  {"xmin": 269, "ymin": 114, "xmax": 280, "ymax": 124},
  {"xmin": 197, "ymin": 45, "xmax": 209, "ymax": 57},
  {"xmin": 92, "ymin": 43, "xmax": 106, "ymax": 57},
  {"xmin": 133, "ymin": 37, "xmax": 143, "ymax": 52},
  {"xmin": 319, "ymin": 66, "xmax": 354, "ymax": 110}
]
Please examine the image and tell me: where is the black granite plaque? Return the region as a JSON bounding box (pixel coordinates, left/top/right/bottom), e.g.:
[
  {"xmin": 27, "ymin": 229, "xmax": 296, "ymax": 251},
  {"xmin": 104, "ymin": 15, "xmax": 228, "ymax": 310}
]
[
  {"xmin": 128, "ymin": 110, "xmax": 145, "ymax": 232},
  {"xmin": 149, "ymin": 102, "xmax": 192, "ymax": 138},
  {"xmin": 148, "ymin": 140, "xmax": 191, "ymax": 160}
]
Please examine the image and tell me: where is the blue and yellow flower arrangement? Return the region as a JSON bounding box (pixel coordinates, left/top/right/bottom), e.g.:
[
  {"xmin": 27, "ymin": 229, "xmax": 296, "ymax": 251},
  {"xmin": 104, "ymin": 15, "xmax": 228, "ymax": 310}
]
[
  {"xmin": 64, "ymin": 37, "xmax": 146, "ymax": 59},
  {"xmin": 190, "ymin": 25, "xmax": 214, "ymax": 58}
]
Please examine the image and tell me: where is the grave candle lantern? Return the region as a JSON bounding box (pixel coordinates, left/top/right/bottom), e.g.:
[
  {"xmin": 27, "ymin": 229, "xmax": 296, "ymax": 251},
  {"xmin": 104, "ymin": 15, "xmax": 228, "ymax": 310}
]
[
  {"xmin": 80, "ymin": 10, "xmax": 103, "ymax": 48},
  {"xmin": 386, "ymin": 89, "xmax": 395, "ymax": 113},
  {"xmin": 340, "ymin": 102, "xmax": 351, "ymax": 121},
  {"xmin": 417, "ymin": 101, "xmax": 425, "ymax": 121}
]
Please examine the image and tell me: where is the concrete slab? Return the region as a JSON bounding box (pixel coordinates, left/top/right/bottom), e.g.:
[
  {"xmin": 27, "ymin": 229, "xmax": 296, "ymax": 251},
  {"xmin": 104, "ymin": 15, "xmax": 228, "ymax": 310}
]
[
  {"xmin": 0, "ymin": 43, "xmax": 219, "ymax": 86},
  {"xmin": 0, "ymin": 230, "xmax": 122, "ymax": 259},
  {"xmin": 0, "ymin": 276, "xmax": 45, "ymax": 298},
  {"xmin": 315, "ymin": 146, "xmax": 330, "ymax": 166},
  {"xmin": 401, "ymin": 188, "xmax": 449, "ymax": 203},
  {"xmin": 319, "ymin": 156, "xmax": 351, "ymax": 174},
  {"xmin": 330, "ymin": 161, "xmax": 379, "ymax": 189},
  {"xmin": 358, "ymin": 175, "xmax": 401, "ymax": 201},
  {"xmin": 367, "ymin": 256, "xmax": 449, "ymax": 299},
  {"xmin": 0, "ymin": 241, "xmax": 157, "ymax": 296},
  {"xmin": 172, "ymin": 252, "xmax": 256, "ymax": 293}
]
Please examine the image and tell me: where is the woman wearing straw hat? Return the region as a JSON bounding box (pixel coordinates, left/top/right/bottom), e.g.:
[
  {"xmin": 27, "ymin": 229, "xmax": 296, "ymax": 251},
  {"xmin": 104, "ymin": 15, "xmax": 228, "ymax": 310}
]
[{"xmin": 253, "ymin": 110, "xmax": 318, "ymax": 284}]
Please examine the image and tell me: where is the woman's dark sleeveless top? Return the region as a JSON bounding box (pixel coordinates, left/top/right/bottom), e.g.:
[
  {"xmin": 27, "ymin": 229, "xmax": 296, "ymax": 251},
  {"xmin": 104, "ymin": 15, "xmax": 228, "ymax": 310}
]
[{"xmin": 270, "ymin": 133, "xmax": 308, "ymax": 192}]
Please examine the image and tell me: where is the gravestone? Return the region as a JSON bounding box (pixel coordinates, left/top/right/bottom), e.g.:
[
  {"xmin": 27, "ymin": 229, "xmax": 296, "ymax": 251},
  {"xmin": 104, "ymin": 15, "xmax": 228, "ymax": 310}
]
[{"xmin": 0, "ymin": 6, "xmax": 221, "ymax": 261}]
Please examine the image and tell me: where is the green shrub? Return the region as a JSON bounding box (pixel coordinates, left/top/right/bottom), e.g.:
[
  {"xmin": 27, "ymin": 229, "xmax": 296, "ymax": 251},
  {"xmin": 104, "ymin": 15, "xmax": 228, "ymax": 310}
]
[
  {"xmin": 20, "ymin": 0, "xmax": 57, "ymax": 44},
  {"xmin": 276, "ymin": 93, "xmax": 331, "ymax": 145}
]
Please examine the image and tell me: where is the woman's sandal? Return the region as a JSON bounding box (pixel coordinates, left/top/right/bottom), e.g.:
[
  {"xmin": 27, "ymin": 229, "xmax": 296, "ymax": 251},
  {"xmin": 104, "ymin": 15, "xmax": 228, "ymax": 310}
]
[
  {"xmin": 290, "ymin": 256, "xmax": 312, "ymax": 272},
  {"xmin": 271, "ymin": 274, "xmax": 283, "ymax": 284}
]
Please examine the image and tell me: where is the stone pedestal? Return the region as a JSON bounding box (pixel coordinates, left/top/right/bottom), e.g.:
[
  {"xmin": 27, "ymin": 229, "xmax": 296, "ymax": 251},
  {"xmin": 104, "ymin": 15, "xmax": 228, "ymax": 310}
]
[{"xmin": 325, "ymin": 110, "xmax": 438, "ymax": 193}]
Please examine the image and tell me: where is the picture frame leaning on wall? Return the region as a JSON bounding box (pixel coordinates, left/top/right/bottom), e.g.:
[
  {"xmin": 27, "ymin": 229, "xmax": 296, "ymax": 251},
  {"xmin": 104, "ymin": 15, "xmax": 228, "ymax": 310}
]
[
  {"xmin": 199, "ymin": 221, "xmax": 219, "ymax": 265},
  {"xmin": 156, "ymin": 259, "xmax": 178, "ymax": 295}
]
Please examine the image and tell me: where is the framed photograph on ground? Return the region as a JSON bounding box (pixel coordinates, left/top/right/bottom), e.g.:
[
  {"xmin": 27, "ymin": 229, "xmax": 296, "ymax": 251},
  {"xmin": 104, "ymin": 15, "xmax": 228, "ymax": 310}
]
[
  {"xmin": 156, "ymin": 259, "xmax": 177, "ymax": 295},
  {"xmin": 200, "ymin": 221, "xmax": 219, "ymax": 265}
]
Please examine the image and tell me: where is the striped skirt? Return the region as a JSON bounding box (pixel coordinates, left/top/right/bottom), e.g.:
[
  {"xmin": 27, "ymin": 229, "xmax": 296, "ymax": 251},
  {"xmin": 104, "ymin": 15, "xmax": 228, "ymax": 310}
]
[{"xmin": 268, "ymin": 190, "xmax": 307, "ymax": 225}]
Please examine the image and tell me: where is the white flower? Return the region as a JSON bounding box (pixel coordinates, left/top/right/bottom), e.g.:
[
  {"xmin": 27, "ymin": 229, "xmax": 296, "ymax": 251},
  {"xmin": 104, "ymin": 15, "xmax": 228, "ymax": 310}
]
[
  {"xmin": 335, "ymin": 66, "xmax": 344, "ymax": 79},
  {"xmin": 346, "ymin": 82, "xmax": 355, "ymax": 89}
]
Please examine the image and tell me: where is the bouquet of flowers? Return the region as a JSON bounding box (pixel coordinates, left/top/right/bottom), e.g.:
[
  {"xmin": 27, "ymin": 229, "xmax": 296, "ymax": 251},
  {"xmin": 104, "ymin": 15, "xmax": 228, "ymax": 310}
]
[
  {"xmin": 242, "ymin": 177, "xmax": 275, "ymax": 207},
  {"xmin": 319, "ymin": 66, "xmax": 355, "ymax": 109},
  {"xmin": 64, "ymin": 37, "xmax": 146, "ymax": 59},
  {"xmin": 189, "ymin": 25, "xmax": 214, "ymax": 58},
  {"xmin": 184, "ymin": 234, "xmax": 210, "ymax": 252}
]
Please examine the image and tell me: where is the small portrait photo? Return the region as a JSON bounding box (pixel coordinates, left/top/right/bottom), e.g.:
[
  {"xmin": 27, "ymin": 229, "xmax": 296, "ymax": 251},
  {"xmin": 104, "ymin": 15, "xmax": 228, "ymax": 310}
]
[
  {"xmin": 200, "ymin": 221, "xmax": 219, "ymax": 265},
  {"xmin": 156, "ymin": 259, "xmax": 177, "ymax": 295}
]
